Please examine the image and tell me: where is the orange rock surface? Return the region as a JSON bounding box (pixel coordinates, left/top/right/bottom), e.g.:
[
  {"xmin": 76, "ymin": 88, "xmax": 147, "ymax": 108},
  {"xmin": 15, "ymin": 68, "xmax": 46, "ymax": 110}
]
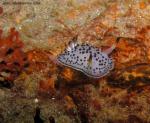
[{"xmin": 0, "ymin": 28, "xmax": 28, "ymax": 82}]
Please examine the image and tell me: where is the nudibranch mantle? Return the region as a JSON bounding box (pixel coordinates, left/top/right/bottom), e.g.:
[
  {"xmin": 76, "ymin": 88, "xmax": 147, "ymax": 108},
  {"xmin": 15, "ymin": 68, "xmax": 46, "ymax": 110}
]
[{"xmin": 57, "ymin": 41, "xmax": 115, "ymax": 78}]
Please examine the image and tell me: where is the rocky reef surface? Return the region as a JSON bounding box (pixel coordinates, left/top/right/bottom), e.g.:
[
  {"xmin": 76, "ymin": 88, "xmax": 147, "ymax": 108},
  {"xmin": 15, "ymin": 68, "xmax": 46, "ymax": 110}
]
[{"xmin": 0, "ymin": 0, "xmax": 150, "ymax": 123}]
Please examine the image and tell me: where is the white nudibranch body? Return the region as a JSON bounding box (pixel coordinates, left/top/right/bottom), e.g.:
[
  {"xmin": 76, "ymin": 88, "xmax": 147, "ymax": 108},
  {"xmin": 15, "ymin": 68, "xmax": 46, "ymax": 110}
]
[{"xmin": 57, "ymin": 42, "xmax": 115, "ymax": 78}]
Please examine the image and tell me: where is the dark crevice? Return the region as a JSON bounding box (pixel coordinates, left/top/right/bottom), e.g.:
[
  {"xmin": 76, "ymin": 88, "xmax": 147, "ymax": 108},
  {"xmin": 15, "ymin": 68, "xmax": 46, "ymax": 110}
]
[
  {"xmin": 13, "ymin": 62, "xmax": 20, "ymax": 66},
  {"xmin": 79, "ymin": 112, "xmax": 89, "ymax": 123},
  {"xmin": 69, "ymin": 89, "xmax": 90, "ymax": 123},
  {"xmin": 0, "ymin": 80, "xmax": 14, "ymax": 88},
  {"xmin": 0, "ymin": 61, "xmax": 6, "ymax": 65},
  {"xmin": 49, "ymin": 116, "xmax": 55, "ymax": 123},
  {"xmin": 34, "ymin": 107, "xmax": 44, "ymax": 123},
  {"xmin": 23, "ymin": 57, "xmax": 28, "ymax": 61},
  {"xmin": 24, "ymin": 62, "xmax": 30, "ymax": 68},
  {"xmin": 6, "ymin": 48, "xmax": 14, "ymax": 55}
]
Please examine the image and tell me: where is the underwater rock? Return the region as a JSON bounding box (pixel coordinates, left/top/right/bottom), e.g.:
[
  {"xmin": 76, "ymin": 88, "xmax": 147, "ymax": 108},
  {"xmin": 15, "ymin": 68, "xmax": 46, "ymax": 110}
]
[
  {"xmin": 0, "ymin": 28, "xmax": 28, "ymax": 86},
  {"xmin": 0, "ymin": 6, "xmax": 3, "ymax": 15},
  {"xmin": 27, "ymin": 50, "xmax": 57, "ymax": 74},
  {"xmin": 13, "ymin": 49, "xmax": 58, "ymax": 97},
  {"xmin": 107, "ymin": 63, "xmax": 150, "ymax": 91},
  {"xmin": 112, "ymin": 37, "xmax": 147, "ymax": 70}
]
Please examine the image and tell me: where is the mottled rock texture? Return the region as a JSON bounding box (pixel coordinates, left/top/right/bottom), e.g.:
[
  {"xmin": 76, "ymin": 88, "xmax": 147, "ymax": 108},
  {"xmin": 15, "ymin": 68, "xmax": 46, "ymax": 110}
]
[{"xmin": 0, "ymin": 0, "xmax": 150, "ymax": 123}]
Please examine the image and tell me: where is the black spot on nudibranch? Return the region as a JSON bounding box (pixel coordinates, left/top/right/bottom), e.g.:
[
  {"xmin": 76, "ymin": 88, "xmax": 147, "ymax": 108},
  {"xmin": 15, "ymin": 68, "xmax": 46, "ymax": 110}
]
[
  {"xmin": 99, "ymin": 63, "xmax": 103, "ymax": 66},
  {"xmin": 99, "ymin": 60, "xmax": 102, "ymax": 62}
]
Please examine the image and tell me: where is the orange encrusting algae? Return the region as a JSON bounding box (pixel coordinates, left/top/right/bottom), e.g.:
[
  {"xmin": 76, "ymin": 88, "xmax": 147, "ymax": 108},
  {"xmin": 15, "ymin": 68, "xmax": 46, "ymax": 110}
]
[
  {"xmin": 64, "ymin": 95, "xmax": 76, "ymax": 110},
  {"xmin": 0, "ymin": 28, "xmax": 28, "ymax": 82},
  {"xmin": 39, "ymin": 77, "xmax": 56, "ymax": 93},
  {"xmin": 62, "ymin": 68, "xmax": 74, "ymax": 82},
  {"xmin": 139, "ymin": 2, "xmax": 146, "ymax": 9},
  {"xmin": 113, "ymin": 37, "xmax": 146, "ymax": 69},
  {"xmin": 0, "ymin": 6, "xmax": 3, "ymax": 15}
]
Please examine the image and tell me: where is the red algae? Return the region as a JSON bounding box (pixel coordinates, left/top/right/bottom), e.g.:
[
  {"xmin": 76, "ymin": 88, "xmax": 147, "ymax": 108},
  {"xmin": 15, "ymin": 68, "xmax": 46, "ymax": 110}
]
[
  {"xmin": 0, "ymin": 28, "xmax": 28, "ymax": 83},
  {"xmin": 0, "ymin": 6, "xmax": 3, "ymax": 15},
  {"xmin": 38, "ymin": 77, "xmax": 56, "ymax": 96}
]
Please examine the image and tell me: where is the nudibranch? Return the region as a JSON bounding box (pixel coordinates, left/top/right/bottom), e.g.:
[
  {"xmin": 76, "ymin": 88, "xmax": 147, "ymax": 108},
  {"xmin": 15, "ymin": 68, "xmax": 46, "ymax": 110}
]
[{"xmin": 57, "ymin": 40, "xmax": 116, "ymax": 78}]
